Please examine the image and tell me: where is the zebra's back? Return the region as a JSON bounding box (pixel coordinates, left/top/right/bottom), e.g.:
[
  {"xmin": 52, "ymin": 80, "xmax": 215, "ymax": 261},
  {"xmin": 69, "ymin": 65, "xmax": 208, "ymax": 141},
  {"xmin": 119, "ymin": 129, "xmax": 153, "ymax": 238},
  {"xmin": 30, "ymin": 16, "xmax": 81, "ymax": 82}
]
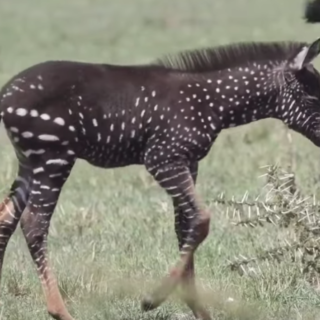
[{"xmin": 0, "ymin": 60, "xmax": 215, "ymax": 168}]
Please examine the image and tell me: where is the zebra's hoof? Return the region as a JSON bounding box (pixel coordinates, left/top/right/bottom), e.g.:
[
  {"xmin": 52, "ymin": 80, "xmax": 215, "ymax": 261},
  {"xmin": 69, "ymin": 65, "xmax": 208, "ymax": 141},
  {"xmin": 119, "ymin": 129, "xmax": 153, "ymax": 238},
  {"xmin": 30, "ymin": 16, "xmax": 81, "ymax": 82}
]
[{"xmin": 141, "ymin": 296, "xmax": 158, "ymax": 312}]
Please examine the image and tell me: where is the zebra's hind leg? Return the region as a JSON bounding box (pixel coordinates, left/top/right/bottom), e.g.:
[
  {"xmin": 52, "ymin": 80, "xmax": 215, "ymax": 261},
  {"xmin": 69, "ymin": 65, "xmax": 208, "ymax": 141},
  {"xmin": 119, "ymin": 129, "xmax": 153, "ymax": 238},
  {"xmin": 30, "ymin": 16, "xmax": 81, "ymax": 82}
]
[
  {"xmin": 20, "ymin": 153, "xmax": 75, "ymax": 320},
  {"xmin": 0, "ymin": 162, "xmax": 32, "ymax": 283},
  {"xmin": 141, "ymin": 159, "xmax": 211, "ymax": 319}
]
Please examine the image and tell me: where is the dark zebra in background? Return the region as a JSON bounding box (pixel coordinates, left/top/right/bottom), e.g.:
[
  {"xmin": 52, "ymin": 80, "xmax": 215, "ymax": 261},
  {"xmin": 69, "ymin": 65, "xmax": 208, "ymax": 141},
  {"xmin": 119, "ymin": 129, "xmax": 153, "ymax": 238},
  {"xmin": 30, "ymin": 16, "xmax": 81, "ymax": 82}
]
[
  {"xmin": 1, "ymin": 21, "xmax": 320, "ymax": 320},
  {"xmin": 304, "ymin": 0, "xmax": 320, "ymax": 23}
]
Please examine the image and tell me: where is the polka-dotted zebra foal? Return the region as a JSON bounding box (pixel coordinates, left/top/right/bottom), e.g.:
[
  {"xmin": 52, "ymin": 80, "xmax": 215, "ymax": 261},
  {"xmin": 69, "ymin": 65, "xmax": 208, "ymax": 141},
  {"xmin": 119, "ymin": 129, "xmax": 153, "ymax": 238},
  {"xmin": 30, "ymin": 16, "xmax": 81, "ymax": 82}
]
[{"xmin": 1, "ymin": 37, "xmax": 320, "ymax": 320}]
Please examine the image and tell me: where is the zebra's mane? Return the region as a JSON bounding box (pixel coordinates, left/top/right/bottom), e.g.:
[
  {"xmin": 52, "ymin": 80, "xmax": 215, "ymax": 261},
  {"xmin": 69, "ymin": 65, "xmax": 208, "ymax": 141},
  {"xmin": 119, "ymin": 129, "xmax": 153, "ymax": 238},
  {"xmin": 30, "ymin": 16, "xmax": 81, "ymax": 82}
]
[{"xmin": 153, "ymin": 41, "xmax": 308, "ymax": 73}]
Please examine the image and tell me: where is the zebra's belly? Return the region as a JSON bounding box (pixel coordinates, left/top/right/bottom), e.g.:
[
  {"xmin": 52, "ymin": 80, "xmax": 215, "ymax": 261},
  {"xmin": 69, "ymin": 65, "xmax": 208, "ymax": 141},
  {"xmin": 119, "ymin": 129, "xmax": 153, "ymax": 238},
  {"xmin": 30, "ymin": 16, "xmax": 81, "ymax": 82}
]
[{"xmin": 77, "ymin": 140, "xmax": 146, "ymax": 168}]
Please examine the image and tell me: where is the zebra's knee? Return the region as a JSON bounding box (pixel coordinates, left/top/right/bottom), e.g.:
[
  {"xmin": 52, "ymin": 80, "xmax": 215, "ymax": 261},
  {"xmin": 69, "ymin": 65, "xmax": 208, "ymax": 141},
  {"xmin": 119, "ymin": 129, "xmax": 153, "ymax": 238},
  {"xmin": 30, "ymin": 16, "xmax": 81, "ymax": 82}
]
[
  {"xmin": 189, "ymin": 210, "xmax": 211, "ymax": 249},
  {"xmin": 20, "ymin": 210, "xmax": 44, "ymax": 243},
  {"xmin": 196, "ymin": 211, "xmax": 211, "ymax": 243},
  {"xmin": 20, "ymin": 209, "xmax": 34, "ymax": 230}
]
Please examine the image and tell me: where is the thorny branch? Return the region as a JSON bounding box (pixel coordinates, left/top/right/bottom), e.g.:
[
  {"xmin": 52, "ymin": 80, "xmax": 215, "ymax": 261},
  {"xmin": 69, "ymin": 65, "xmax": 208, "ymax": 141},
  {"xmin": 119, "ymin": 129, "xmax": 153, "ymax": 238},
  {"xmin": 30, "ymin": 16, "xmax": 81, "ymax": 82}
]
[{"xmin": 214, "ymin": 162, "xmax": 320, "ymax": 286}]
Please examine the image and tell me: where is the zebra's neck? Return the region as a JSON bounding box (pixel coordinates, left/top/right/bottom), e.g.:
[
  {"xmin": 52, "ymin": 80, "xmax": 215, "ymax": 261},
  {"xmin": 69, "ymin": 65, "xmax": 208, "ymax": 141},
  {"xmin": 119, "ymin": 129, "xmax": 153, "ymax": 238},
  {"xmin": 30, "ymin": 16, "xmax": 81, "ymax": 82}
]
[
  {"xmin": 279, "ymin": 101, "xmax": 320, "ymax": 146},
  {"xmin": 184, "ymin": 66, "xmax": 280, "ymax": 130},
  {"xmin": 187, "ymin": 67, "xmax": 320, "ymax": 146}
]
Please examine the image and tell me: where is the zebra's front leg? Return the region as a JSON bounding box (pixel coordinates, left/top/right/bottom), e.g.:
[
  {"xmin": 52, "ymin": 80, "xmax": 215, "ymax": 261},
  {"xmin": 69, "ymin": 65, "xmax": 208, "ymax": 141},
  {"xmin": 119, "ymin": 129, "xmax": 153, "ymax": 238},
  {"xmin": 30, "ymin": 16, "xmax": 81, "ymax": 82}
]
[
  {"xmin": 20, "ymin": 156, "xmax": 75, "ymax": 320},
  {"xmin": 175, "ymin": 163, "xmax": 211, "ymax": 320},
  {"xmin": 141, "ymin": 160, "xmax": 211, "ymax": 319}
]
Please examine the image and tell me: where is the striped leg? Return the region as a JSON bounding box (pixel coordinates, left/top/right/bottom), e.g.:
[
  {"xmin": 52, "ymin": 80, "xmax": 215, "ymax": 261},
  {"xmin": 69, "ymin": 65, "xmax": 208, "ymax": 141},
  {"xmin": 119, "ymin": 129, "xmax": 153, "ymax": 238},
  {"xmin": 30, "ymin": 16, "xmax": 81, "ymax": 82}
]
[
  {"xmin": 142, "ymin": 161, "xmax": 211, "ymax": 317},
  {"xmin": 174, "ymin": 163, "xmax": 199, "ymax": 250},
  {"xmin": 20, "ymin": 156, "xmax": 75, "ymax": 320},
  {"xmin": 0, "ymin": 163, "xmax": 32, "ymax": 282},
  {"xmin": 175, "ymin": 163, "xmax": 211, "ymax": 320}
]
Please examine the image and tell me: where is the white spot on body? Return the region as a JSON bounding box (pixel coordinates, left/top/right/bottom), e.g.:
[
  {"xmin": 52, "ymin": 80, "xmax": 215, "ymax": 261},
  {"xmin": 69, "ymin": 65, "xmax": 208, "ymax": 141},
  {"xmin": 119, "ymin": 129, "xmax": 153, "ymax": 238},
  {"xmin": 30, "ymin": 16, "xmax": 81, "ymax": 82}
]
[
  {"xmin": 33, "ymin": 167, "xmax": 44, "ymax": 174},
  {"xmin": 40, "ymin": 114, "xmax": 50, "ymax": 120},
  {"xmin": 38, "ymin": 134, "xmax": 59, "ymax": 141},
  {"xmin": 22, "ymin": 131, "xmax": 33, "ymax": 138},
  {"xmin": 30, "ymin": 110, "xmax": 39, "ymax": 117},
  {"xmin": 16, "ymin": 108, "xmax": 28, "ymax": 116},
  {"xmin": 54, "ymin": 117, "xmax": 65, "ymax": 126}
]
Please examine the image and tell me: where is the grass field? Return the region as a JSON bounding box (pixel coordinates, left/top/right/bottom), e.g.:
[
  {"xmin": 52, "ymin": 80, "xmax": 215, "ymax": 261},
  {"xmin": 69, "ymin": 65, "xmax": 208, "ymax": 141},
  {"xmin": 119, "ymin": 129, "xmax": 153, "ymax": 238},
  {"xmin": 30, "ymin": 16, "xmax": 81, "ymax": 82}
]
[{"xmin": 1, "ymin": 0, "xmax": 320, "ymax": 319}]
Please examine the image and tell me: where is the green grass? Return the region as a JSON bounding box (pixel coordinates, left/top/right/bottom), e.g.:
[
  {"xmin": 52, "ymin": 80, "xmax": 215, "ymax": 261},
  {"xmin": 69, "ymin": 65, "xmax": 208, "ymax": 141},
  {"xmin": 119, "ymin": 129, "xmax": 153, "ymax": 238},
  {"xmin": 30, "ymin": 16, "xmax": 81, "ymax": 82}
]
[{"xmin": 1, "ymin": 0, "xmax": 320, "ymax": 319}]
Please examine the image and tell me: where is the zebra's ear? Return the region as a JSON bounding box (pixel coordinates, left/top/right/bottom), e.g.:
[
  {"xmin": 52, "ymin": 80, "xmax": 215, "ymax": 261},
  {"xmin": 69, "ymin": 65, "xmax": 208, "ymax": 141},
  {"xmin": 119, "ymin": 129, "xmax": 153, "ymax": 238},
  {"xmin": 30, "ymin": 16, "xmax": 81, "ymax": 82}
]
[{"xmin": 287, "ymin": 38, "xmax": 320, "ymax": 70}]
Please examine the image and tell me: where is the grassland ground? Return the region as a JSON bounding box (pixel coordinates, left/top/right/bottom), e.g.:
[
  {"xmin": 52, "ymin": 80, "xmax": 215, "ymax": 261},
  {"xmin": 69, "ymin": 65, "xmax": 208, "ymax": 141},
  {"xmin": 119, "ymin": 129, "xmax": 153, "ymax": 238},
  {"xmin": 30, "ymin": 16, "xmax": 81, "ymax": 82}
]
[{"xmin": 1, "ymin": 0, "xmax": 320, "ymax": 319}]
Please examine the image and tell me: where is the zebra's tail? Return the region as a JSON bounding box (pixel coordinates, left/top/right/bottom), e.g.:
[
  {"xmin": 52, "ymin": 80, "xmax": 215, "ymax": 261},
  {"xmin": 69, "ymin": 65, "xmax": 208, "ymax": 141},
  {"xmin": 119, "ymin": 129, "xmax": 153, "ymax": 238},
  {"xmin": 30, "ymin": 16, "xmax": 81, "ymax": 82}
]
[{"xmin": 304, "ymin": 0, "xmax": 320, "ymax": 23}]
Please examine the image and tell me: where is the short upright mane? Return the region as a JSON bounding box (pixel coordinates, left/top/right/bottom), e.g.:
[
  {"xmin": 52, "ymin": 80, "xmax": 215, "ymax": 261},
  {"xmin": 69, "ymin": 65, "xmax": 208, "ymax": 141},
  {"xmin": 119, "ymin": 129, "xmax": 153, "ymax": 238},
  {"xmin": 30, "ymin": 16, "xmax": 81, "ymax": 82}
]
[{"xmin": 153, "ymin": 41, "xmax": 307, "ymax": 73}]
